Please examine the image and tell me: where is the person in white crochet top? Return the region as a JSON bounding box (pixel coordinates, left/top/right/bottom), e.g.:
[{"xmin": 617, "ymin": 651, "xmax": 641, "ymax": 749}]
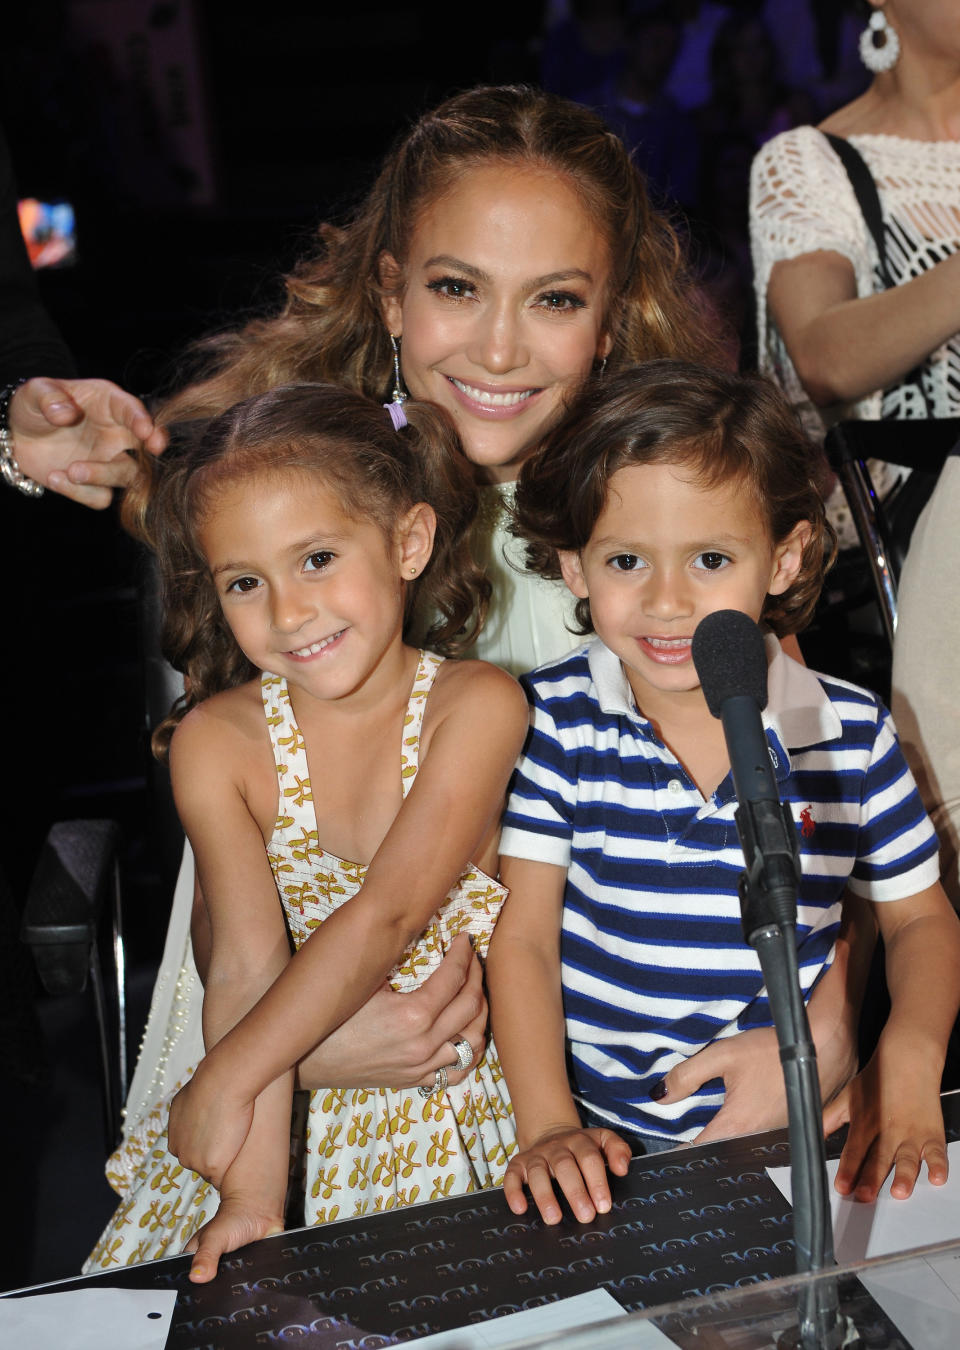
[{"xmin": 749, "ymin": 0, "xmax": 960, "ymax": 918}]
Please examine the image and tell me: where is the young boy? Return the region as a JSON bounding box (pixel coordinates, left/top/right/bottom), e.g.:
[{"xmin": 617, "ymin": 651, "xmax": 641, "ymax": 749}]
[{"xmin": 488, "ymin": 361, "xmax": 960, "ymax": 1225}]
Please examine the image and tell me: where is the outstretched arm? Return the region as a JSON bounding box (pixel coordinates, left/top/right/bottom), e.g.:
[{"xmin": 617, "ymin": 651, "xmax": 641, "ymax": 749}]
[
  {"xmin": 489, "ymin": 856, "xmax": 631, "ymax": 1225},
  {"xmin": 826, "ymin": 881, "xmax": 960, "ymax": 1202},
  {"xmin": 9, "ymin": 377, "xmax": 166, "ymax": 507},
  {"xmin": 171, "ymin": 661, "xmax": 529, "ymax": 1187}
]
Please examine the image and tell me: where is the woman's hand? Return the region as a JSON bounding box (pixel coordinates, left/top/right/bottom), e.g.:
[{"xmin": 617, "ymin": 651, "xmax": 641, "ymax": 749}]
[
  {"xmin": 297, "ymin": 933, "xmax": 487, "ymax": 1091},
  {"xmin": 184, "ymin": 1188, "xmax": 284, "ymax": 1284},
  {"xmin": 503, "ymin": 1125, "xmax": 632, "ymax": 1226},
  {"xmin": 652, "ymin": 1029, "xmax": 788, "ymax": 1143},
  {"xmin": 652, "ymin": 1015, "xmax": 858, "ymax": 1146},
  {"xmin": 10, "ymin": 377, "xmax": 166, "ymax": 507},
  {"xmin": 168, "ymin": 1068, "xmax": 255, "ymax": 1191}
]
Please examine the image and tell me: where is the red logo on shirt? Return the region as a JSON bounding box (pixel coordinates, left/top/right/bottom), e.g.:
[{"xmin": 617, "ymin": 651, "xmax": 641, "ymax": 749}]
[{"xmin": 799, "ymin": 806, "xmax": 815, "ymax": 838}]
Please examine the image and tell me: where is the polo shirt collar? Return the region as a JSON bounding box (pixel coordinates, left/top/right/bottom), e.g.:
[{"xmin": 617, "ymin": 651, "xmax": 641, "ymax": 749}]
[{"xmin": 587, "ymin": 632, "xmax": 844, "ymax": 766}]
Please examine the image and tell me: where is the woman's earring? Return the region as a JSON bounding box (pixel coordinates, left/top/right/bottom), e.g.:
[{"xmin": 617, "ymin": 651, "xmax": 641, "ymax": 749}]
[
  {"xmin": 859, "ymin": 7, "xmax": 900, "ymax": 73},
  {"xmin": 597, "ymin": 356, "xmax": 608, "ymax": 378},
  {"xmin": 389, "ymin": 333, "xmax": 408, "ymax": 404}
]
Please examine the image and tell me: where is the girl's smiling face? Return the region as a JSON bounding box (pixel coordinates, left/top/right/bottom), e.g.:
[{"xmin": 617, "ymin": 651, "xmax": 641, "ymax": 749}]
[
  {"xmin": 381, "ymin": 162, "xmax": 613, "ymax": 483},
  {"xmin": 559, "ymin": 463, "xmax": 809, "ymax": 718},
  {"xmin": 199, "ymin": 471, "xmax": 433, "ymax": 705}
]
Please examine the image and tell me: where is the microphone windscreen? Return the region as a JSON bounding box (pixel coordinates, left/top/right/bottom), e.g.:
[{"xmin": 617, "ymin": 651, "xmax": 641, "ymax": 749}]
[{"xmin": 691, "ymin": 609, "xmax": 768, "ymax": 719}]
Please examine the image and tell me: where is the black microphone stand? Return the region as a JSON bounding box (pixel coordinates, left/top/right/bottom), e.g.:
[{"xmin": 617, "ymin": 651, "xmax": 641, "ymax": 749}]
[{"xmin": 724, "ymin": 696, "xmax": 856, "ymax": 1350}]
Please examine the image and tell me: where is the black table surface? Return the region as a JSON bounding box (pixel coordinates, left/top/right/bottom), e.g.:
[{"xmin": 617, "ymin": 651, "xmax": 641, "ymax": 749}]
[{"xmin": 8, "ymin": 1094, "xmax": 960, "ymax": 1349}]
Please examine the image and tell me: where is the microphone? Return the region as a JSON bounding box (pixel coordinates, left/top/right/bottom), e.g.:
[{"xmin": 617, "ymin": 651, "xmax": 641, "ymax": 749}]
[{"xmin": 691, "ymin": 609, "xmax": 800, "ymax": 936}]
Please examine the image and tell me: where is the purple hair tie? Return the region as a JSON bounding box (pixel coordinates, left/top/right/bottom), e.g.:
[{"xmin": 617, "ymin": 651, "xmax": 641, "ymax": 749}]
[{"xmin": 385, "ymin": 401, "xmax": 408, "ymax": 431}]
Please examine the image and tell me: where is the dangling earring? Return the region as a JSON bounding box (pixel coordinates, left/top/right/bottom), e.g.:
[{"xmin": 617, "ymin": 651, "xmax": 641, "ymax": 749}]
[
  {"xmin": 389, "ymin": 333, "xmax": 408, "ymax": 404},
  {"xmin": 859, "ymin": 6, "xmax": 900, "ymax": 73},
  {"xmin": 596, "ymin": 356, "xmax": 608, "ymax": 379}
]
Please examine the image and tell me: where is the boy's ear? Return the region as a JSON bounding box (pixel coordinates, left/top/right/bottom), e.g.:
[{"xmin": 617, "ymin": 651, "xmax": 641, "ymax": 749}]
[
  {"xmin": 379, "ymin": 252, "xmax": 404, "ymax": 335},
  {"xmin": 767, "ymin": 521, "xmax": 811, "ymax": 596},
  {"xmin": 558, "ymin": 549, "xmax": 589, "ymax": 600},
  {"xmin": 397, "ymin": 502, "xmax": 436, "ymax": 578}
]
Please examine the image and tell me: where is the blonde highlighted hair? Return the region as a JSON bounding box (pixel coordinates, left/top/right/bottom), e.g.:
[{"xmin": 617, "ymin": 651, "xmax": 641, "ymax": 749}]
[{"xmin": 157, "ymin": 85, "xmax": 723, "ymax": 428}]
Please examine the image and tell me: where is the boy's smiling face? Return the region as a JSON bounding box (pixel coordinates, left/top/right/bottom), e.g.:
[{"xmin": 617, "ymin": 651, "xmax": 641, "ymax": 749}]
[{"xmin": 558, "ymin": 463, "xmax": 808, "ymax": 717}]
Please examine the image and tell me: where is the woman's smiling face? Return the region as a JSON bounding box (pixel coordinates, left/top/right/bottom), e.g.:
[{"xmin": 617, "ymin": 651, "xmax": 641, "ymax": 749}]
[{"xmin": 381, "ymin": 162, "xmax": 613, "ymax": 483}]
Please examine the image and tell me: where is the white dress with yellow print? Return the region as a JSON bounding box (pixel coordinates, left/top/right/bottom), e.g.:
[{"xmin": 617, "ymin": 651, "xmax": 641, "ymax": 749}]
[{"xmin": 85, "ymin": 650, "xmax": 515, "ymax": 1270}]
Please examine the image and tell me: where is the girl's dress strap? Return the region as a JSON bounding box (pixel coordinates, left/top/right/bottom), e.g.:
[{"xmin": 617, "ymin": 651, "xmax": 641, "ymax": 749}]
[{"xmin": 401, "ymin": 650, "xmax": 443, "ymax": 799}]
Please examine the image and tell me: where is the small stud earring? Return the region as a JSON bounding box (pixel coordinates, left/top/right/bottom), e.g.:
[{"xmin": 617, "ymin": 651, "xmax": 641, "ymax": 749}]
[{"xmin": 408, "ymin": 565, "xmax": 418, "ymax": 576}]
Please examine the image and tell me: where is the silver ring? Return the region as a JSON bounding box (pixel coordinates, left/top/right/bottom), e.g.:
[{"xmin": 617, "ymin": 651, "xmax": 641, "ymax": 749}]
[
  {"xmin": 450, "ymin": 1036, "xmax": 474, "ymax": 1072},
  {"xmin": 417, "ymin": 1064, "xmax": 448, "ymax": 1098}
]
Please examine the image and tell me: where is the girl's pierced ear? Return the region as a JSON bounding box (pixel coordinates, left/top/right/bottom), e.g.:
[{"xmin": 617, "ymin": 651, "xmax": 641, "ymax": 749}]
[{"xmin": 389, "ymin": 334, "xmax": 408, "ymax": 405}]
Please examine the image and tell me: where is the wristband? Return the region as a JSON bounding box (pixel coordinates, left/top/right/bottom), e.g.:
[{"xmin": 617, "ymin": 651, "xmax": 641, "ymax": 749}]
[{"xmin": 0, "ymin": 378, "xmax": 45, "ymax": 498}]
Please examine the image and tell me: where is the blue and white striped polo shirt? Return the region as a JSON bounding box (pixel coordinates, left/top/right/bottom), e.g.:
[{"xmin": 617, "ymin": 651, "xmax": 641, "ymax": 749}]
[{"xmin": 499, "ymin": 636, "xmax": 940, "ymax": 1142}]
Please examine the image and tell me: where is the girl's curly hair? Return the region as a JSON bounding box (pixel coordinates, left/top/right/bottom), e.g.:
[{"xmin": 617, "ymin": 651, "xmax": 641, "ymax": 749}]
[
  {"xmin": 512, "ymin": 360, "xmax": 836, "ymax": 638},
  {"xmin": 124, "ymin": 384, "xmax": 488, "ymax": 757}
]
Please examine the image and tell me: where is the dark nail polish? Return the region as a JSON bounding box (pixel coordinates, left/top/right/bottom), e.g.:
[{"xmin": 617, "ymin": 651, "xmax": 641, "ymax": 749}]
[{"xmin": 648, "ymin": 1079, "xmax": 668, "ymax": 1101}]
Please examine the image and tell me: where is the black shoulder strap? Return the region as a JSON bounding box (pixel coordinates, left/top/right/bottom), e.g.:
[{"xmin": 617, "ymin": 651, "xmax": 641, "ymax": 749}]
[
  {"xmin": 824, "ymin": 132, "xmax": 892, "ymax": 287},
  {"xmin": 824, "ymin": 130, "xmax": 934, "ymax": 417}
]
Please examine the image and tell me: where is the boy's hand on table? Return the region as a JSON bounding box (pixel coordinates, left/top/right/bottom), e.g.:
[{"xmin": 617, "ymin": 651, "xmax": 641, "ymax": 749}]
[
  {"xmin": 824, "ymin": 1047, "xmax": 948, "ymax": 1202},
  {"xmin": 503, "ymin": 1125, "xmax": 631, "ymax": 1225}
]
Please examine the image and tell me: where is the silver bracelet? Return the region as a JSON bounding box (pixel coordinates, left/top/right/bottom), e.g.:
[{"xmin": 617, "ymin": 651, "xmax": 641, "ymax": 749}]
[{"xmin": 0, "ymin": 378, "xmax": 45, "ymax": 498}]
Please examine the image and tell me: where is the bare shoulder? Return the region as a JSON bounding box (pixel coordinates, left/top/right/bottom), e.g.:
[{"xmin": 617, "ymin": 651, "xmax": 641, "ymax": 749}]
[
  {"xmin": 423, "ymin": 658, "xmax": 530, "ymax": 746},
  {"xmin": 169, "ymin": 680, "xmax": 268, "ymax": 773},
  {"xmin": 432, "ymin": 657, "xmax": 529, "ymax": 715}
]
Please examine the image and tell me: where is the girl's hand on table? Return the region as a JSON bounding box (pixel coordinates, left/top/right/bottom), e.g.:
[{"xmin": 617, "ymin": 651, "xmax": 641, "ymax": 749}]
[{"xmin": 184, "ymin": 1190, "xmax": 284, "ymax": 1284}]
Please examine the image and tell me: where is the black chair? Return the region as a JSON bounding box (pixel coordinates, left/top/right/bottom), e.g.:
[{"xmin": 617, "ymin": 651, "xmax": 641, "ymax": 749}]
[
  {"xmin": 824, "ymin": 418, "xmax": 960, "ymax": 646},
  {"xmin": 20, "ymin": 819, "xmax": 127, "ymax": 1150}
]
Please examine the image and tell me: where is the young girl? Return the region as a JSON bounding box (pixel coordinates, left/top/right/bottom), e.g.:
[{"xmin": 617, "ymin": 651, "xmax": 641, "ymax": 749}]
[
  {"xmin": 488, "ymin": 360, "xmax": 960, "ymax": 1225},
  {"xmin": 85, "ymin": 383, "xmax": 528, "ymax": 1280}
]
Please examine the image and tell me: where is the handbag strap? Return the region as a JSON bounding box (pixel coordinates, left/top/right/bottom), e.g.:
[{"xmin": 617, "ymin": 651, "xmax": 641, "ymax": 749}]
[
  {"xmin": 824, "ymin": 133, "xmax": 894, "ymax": 287},
  {"xmin": 824, "ymin": 132, "xmax": 934, "ymax": 417}
]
